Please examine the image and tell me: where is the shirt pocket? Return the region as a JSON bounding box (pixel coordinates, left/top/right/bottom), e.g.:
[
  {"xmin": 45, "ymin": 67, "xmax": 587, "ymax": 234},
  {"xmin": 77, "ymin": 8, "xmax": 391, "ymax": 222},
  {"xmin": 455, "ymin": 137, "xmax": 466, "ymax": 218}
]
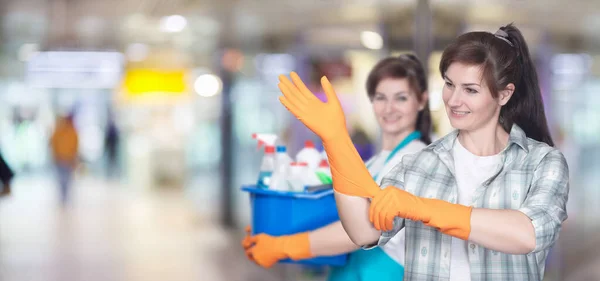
[{"xmin": 501, "ymin": 169, "xmax": 533, "ymax": 209}]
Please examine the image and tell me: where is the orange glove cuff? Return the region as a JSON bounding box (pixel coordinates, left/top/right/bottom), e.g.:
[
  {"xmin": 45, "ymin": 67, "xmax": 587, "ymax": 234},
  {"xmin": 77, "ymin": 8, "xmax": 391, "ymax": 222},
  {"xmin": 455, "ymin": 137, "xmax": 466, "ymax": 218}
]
[
  {"xmin": 423, "ymin": 198, "xmax": 473, "ymax": 240},
  {"xmin": 323, "ymin": 134, "xmax": 381, "ymax": 198},
  {"xmin": 281, "ymin": 232, "xmax": 313, "ymax": 260}
]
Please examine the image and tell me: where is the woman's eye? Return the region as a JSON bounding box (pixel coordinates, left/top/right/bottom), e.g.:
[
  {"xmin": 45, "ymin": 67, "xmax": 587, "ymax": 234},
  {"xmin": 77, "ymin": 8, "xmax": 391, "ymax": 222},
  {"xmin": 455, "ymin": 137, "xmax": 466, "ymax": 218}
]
[
  {"xmin": 465, "ymin": 88, "xmax": 478, "ymax": 94},
  {"xmin": 445, "ymin": 81, "xmax": 453, "ymax": 88},
  {"xmin": 396, "ymin": 96, "xmax": 408, "ymax": 102}
]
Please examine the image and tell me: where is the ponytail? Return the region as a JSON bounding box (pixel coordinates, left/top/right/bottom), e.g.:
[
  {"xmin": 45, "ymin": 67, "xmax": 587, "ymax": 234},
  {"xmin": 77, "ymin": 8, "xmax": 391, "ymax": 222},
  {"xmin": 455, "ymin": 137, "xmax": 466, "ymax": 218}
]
[{"xmin": 500, "ymin": 24, "xmax": 554, "ymax": 146}]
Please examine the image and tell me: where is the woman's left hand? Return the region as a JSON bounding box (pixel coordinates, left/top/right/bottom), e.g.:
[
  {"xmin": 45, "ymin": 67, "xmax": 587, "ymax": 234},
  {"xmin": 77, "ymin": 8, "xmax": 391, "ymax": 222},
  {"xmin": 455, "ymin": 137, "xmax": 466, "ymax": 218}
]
[
  {"xmin": 369, "ymin": 186, "xmax": 472, "ymax": 240},
  {"xmin": 369, "ymin": 186, "xmax": 431, "ymax": 231}
]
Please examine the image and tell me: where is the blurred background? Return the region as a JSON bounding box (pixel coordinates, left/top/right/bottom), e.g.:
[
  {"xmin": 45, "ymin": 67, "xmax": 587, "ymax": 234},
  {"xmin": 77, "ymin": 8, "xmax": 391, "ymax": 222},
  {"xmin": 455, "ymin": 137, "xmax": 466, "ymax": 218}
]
[{"xmin": 0, "ymin": 0, "xmax": 598, "ymax": 280}]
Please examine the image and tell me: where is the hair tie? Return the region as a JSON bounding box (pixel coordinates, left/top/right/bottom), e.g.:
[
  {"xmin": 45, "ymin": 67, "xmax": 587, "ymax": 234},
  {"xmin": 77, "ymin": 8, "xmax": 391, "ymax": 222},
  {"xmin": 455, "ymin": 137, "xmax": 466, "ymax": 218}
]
[{"xmin": 494, "ymin": 29, "xmax": 514, "ymax": 47}]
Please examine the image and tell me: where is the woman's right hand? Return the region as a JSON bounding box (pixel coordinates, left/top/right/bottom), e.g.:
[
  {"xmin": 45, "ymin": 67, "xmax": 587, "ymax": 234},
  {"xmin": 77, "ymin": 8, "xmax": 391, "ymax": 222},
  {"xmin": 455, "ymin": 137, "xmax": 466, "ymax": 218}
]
[
  {"xmin": 279, "ymin": 72, "xmax": 380, "ymax": 198},
  {"xmin": 278, "ymin": 72, "xmax": 347, "ymax": 142}
]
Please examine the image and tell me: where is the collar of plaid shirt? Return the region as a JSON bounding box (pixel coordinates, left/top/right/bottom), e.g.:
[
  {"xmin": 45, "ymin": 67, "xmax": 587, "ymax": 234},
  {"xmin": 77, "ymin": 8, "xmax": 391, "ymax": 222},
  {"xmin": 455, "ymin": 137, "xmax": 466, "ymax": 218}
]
[{"xmin": 371, "ymin": 124, "xmax": 569, "ymax": 281}]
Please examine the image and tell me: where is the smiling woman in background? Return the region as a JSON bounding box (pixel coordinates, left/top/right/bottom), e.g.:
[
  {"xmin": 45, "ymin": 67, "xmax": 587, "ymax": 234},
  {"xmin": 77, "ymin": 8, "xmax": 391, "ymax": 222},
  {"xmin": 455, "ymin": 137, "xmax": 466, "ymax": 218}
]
[{"xmin": 244, "ymin": 54, "xmax": 431, "ymax": 281}]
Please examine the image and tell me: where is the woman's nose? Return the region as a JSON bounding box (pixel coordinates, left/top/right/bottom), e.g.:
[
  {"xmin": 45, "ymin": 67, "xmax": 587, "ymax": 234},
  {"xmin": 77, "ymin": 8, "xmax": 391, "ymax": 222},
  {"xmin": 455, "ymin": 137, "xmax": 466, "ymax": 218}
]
[
  {"xmin": 384, "ymin": 100, "xmax": 395, "ymax": 113},
  {"xmin": 446, "ymin": 90, "xmax": 462, "ymax": 107}
]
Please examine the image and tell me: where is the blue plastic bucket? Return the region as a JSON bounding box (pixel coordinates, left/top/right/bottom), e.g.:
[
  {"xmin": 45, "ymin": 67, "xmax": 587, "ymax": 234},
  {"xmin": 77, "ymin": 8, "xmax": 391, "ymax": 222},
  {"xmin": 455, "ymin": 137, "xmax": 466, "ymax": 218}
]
[{"xmin": 241, "ymin": 185, "xmax": 348, "ymax": 266}]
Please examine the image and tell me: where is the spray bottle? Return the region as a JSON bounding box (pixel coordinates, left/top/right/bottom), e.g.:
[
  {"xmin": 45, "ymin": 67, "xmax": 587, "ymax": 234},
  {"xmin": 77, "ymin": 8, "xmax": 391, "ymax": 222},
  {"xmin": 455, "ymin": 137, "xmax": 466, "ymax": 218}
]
[
  {"xmin": 252, "ymin": 133, "xmax": 279, "ymax": 189},
  {"xmin": 252, "ymin": 133, "xmax": 278, "ymax": 150},
  {"xmin": 256, "ymin": 146, "xmax": 276, "ymax": 189}
]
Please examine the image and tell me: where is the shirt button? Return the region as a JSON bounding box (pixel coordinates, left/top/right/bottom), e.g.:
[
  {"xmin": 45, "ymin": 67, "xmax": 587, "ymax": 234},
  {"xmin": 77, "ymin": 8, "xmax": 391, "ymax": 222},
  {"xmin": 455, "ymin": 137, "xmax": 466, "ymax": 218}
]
[
  {"xmin": 421, "ymin": 247, "xmax": 428, "ymax": 257},
  {"xmin": 469, "ymin": 244, "xmax": 476, "ymax": 249}
]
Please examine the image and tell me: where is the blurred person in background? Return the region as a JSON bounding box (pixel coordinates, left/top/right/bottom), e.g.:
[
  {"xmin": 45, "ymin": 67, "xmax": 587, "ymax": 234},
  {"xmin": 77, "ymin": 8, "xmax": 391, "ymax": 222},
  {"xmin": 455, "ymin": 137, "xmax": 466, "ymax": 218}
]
[
  {"xmin": 243, "ymin": 54, "xmax": 432, "ymax": 281},
  {"xmin": 50, "ymin": 114, "xmax": 79, "ymax": 205},
  {"xmin": 105, "ymin": 113, "xmax": 120, "ymax": 178},
  {"xmin": 0, "ymin": 151, "xmax": 14, "ymax": 197},
  {"xmin": 277, "ymin": 23, "xmax": 568, "ymax": 281}
]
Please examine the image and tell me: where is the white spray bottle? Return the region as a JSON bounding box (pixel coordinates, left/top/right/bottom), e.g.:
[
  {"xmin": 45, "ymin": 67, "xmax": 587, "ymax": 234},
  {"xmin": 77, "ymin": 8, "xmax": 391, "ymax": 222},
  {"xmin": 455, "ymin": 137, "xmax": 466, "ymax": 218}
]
[
  {"xmin": 252, "ymin": 133, "xmax": 278, "ymax": 150},
  {"xmin": 252, "ymin": 133, "xmax": 279, "ymax": 189}
]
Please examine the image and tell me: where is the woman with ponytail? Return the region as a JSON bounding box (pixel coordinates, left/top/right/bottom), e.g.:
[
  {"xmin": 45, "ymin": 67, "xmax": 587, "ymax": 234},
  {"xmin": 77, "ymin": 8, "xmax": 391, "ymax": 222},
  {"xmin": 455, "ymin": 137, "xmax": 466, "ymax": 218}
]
[
  {"xmin": 243, "ymin": 54, "xmax": 431, "ymax": 280},
  {"xmin": 275, "ymin": 23, "xmax": 569, "ymax": 281}
]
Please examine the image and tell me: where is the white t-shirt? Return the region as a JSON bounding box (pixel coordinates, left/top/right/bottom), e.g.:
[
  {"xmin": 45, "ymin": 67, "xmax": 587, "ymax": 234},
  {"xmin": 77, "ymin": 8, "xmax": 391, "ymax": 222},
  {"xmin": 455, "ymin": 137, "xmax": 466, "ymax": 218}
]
[
  {"xmin": 366, "ymin": 140, "xmax": 427, "ymax": 266},
  {"xmin": 449, "ymin": 140, "xmax": 502, "ymax": 281}
]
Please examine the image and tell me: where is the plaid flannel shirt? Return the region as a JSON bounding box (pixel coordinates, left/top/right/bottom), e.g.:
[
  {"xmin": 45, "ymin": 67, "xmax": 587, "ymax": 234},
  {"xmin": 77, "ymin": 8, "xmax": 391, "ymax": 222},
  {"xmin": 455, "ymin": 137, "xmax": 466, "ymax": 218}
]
[{"xmin": 369, "ymin": 124, "xmax": 569, "ymax": 281}]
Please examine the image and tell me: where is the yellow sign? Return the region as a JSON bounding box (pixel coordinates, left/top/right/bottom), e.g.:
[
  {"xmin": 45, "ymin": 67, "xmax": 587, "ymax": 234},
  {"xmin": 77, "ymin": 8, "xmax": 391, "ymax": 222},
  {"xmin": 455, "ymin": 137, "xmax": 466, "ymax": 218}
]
[{"xmin": 123, "ymin": 69, "xmax": 188, "ymax": 95}]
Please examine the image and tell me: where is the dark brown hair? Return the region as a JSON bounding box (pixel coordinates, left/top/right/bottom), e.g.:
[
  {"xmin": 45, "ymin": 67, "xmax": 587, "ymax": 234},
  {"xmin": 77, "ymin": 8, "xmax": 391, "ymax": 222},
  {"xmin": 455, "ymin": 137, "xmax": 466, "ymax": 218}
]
[
  {"xmin": 366, "ymin": 54, "xmax": 432, "ymax": 144},
  {"xmin": 439, "ymin": 23, "xmax": 554, "ymax": 146}
]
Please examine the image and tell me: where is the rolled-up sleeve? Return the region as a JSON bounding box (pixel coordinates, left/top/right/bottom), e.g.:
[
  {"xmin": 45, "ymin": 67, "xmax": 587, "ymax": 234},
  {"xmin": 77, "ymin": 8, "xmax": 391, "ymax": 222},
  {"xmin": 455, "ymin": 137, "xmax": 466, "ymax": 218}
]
[{"xmin": 518, "ymin": 149, "xmax": 569, "ymax": 253}]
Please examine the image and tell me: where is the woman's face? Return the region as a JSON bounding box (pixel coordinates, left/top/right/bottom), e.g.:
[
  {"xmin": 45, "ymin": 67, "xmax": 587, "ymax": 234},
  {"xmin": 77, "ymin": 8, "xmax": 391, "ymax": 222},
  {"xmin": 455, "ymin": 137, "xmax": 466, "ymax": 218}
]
[
  {"xmin": 442, "ymin": 62, "xmax": 511, "ymax": 132},
  {"xmin": 372, "ymin": 78, "xmax": 425, "ymax": 137}
]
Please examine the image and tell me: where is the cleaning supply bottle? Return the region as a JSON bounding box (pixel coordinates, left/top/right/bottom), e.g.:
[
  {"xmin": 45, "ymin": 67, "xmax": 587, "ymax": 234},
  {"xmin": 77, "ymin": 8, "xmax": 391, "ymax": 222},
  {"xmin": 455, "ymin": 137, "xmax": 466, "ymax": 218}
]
[
  {"xmin": 321, "ymin": 149, "xmax": 328, "ymax": 162},
  {"xmin": 302, "ymin": 161, "xmax": 324, "ymax": 188},
  {"xmin": 296, "ymin": 140, "xmax": 321, "ymax": 170},
  {"xmin": 257, "ymin": 146, "xmax": 275, "ymax": 189},
  {"xmin": 270, "ymin": 146, "xmax": 293, "ymax": 191},
  {"xmin": 275, "ymin": 145, "xmax": 293, "ymax": 166},
  {"xmin": 252, "ymin": 133, "xmax": 278, "ymax": 150},
  {"xmin": 315, "ymin": 159, "xmax": 333, "ymax": 184},
  {"xmin": 287, "ymin": 162, "xmax": 306, "ymax": 192}
]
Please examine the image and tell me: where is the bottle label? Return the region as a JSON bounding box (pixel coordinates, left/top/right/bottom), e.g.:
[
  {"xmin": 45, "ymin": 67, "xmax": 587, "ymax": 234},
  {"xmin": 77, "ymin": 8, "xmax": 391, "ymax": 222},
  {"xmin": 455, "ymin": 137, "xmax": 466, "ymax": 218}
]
[{"xmin": 315, "ymin": 171, "xmax": 333, "ymax": 184}]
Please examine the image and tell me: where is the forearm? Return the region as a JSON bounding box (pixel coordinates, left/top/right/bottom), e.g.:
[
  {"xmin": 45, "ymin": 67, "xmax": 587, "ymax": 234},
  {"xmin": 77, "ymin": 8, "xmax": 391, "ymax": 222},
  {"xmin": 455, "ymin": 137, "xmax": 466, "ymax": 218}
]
[
  {"xmin": 309, "ymin": 221, "xmax": 360, "ymax": 256},
  {"xmin": 468, "ymin": 208, "xmax": 536, "ymax": 254},
  {"xmin": 334, "ymin": 191, "xmax": 381, "ymax": 246}
]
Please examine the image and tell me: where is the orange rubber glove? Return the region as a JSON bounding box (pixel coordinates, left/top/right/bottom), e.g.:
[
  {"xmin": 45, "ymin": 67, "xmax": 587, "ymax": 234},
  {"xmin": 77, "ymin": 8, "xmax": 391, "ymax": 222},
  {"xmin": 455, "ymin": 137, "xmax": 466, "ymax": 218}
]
[
  {"xmin": 369, "ymin": 186, "xmax": 473, "ymax": 240},
  {"xmin": 242, "ymin": 225, "xmax": 254, "ymax": 260},
  {"xmin": 278, "ymin": 72, "xmax": 380, "ymax": 198},
  {"xmin": 243, "ymin": 228, "xmax": 313, "ymax": 268}
]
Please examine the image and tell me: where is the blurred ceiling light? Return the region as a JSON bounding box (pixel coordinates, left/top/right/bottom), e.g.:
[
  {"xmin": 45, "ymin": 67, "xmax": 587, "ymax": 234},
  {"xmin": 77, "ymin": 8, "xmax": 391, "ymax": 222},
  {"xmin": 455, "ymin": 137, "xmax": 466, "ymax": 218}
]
[
  {"xmin": 126, "ymin": 43, "xmax": 149, "ymax": 62},
  {"xmin": 360, "ymin": 31, "xmax": 383, "ymax": 50},
  {"xmin": 160, "ymin": 15, "xmax": 187, "ymax": 33},
  {"xmin": 194, "ymin": 74, "xmax": 222, "ymax": 97},
  {"xmin": 18, "ymin": 43, "xmax": 39, "ymax": 62}
]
